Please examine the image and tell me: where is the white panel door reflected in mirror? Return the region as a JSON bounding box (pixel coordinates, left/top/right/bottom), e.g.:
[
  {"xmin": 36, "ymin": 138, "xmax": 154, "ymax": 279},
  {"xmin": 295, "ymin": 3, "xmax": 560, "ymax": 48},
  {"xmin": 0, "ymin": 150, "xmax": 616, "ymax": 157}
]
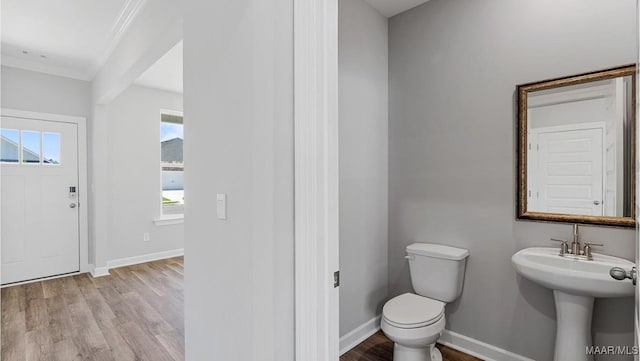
[{"xmin": 517, "ymin": 65, "xmax": 636, "ymax": 227}]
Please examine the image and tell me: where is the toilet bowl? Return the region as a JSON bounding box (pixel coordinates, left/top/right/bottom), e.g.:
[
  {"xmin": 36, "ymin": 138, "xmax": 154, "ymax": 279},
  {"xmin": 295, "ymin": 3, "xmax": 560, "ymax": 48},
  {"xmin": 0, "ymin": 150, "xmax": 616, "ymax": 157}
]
[
  {"xmin": 380, "ymin": 243, "xmax": 469, "ymax": 361},
  {"xmin": 381, "ymin": 293, "xmax": 446, "ymax": 361}
]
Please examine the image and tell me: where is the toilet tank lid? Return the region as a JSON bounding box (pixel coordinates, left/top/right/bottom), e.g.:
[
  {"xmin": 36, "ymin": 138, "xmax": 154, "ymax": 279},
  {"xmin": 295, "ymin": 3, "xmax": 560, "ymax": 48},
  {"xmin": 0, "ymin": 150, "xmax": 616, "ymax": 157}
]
[{"xmin": 406, "ymin": 243, "xmax": 469, "ymax": 261}]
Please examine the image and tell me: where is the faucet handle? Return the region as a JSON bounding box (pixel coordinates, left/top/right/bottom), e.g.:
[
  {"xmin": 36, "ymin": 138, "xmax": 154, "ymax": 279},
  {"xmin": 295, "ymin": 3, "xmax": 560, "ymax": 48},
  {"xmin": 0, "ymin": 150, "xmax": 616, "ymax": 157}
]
[
  {"xmin": 583, "ymin": 242, "xmax": 603, "ymax": 260},
  {"xmin": 550, "ymin": 238, "xmax": 569, "ymax": 255},
  {"xmin": 583, "ymin": 242, "xmax": 603, "ymax": 247}
]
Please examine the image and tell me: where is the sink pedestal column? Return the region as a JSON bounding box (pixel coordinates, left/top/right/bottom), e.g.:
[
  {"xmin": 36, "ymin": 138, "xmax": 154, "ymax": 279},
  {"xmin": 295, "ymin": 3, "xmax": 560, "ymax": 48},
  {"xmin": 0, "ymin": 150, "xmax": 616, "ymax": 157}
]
[{"xmin": 553, "ymin": 290, "xmax": 594, "ymax": 361}]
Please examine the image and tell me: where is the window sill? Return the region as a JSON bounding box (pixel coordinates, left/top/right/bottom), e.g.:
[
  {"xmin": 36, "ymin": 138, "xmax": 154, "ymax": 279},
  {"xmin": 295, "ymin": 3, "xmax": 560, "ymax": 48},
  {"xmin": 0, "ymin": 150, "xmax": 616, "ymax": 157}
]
[{"xmin": 153, "ymin": 215, "xmax": 184, "ymax": 226}]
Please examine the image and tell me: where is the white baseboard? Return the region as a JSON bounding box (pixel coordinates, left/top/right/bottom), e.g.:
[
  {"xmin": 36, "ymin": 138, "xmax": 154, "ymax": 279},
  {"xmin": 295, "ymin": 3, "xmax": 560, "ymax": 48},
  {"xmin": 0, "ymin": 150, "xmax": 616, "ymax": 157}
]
[
  {"xmin": 107, "ymin": 248, "xmax": 184, "ymax": 269},
  {"xmin": 85, "ymin": 250, "xmax": 183, "ymax": 279},
  {"xmin": 440, "ymin": 329, "xmax": 535, "ymax": 361},
  {"xmin": 338, "ymin": 317, "xmax": 533, "ymax": 361},
  {"xmin": 339, "ymin": 315, "xmax": 381, "ymax": 355},
  {"xmin": 89, "ymin": 264, "xmax": 110, "ymax": 278}
]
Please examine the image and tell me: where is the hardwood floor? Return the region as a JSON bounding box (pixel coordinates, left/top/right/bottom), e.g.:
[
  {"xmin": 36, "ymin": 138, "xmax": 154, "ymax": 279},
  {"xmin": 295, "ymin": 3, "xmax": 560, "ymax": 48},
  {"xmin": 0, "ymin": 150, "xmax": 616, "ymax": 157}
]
[
  {"xmin": 1, "ymin": 257, "xmax": 185, "ymax": 361},
  {"xmin": 2, "ymin": 257, "xmax": 480, "ymax": 361},
  {"xmin": 340, "ymin": 331, "xmax": 483, "ymax": 361}
]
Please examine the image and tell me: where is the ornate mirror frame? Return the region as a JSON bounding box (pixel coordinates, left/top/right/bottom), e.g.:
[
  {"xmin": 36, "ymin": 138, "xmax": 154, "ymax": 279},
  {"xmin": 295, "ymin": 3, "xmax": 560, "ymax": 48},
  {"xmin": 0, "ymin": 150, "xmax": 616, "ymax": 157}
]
[{"xmin": 517, "ymin": 65, "xmax": 636, "ymax": 228}]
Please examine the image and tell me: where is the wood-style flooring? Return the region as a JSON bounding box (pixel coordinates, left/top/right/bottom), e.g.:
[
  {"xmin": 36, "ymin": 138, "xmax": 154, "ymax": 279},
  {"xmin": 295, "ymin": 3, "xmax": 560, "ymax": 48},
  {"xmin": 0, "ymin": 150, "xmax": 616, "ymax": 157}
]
[
  {"xmin": 340, "ymin": 331, "xmax": 483, "ymax": 361},
  {"xmin": 2, "ymin": 257, "xmax": 480, "ymax": 361},
  {"xmin": 1, "ymin": 257, "xmax": 185, "ymax": 361}
]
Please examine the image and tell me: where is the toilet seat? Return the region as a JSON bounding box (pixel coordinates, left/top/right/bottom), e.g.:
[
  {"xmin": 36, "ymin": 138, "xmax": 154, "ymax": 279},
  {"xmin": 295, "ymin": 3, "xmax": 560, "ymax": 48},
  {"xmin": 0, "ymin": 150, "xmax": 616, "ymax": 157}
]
[{"xmin": 382, "ymin": 293, "xmax": 444, "ymax": 329}]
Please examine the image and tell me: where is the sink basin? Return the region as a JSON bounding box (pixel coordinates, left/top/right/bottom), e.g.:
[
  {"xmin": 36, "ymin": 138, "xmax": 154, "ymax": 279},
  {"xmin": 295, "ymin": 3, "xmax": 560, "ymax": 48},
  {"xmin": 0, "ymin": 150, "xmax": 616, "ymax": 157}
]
[
  {"xmin": 512, "ymin": 247, "xmax": 634, "ymax": 297},
  {"xmin": 512, "ymin": 247, "xmax": 635, "ymax": 361}
]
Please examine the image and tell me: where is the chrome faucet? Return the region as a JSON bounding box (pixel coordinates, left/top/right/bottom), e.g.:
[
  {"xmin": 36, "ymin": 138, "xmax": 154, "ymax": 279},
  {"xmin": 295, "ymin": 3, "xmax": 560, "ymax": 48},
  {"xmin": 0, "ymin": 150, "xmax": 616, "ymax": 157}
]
[
  {"xmin": 551, "ymin": 224, "xmax": 603, "ymax": 260},
  {"xmin": 571, "ymin": 224, "xmax": 581, "ymax": 255}
]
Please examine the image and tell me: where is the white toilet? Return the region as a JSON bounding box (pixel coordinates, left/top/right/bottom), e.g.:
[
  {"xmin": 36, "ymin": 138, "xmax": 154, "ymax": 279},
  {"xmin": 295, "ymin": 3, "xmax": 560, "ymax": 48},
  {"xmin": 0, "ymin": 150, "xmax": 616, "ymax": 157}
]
[{"xmin": 381, "ymin": 243, "xmax": 469, "ymax": 361}]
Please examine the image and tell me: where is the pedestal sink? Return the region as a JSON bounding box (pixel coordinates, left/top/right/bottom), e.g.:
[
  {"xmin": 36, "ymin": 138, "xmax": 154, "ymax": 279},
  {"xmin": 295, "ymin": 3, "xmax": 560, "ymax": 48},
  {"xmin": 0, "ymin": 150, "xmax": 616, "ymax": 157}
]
[{"xmin": 512, "ymin": 247, "xmax": 634, "ymax": 361}]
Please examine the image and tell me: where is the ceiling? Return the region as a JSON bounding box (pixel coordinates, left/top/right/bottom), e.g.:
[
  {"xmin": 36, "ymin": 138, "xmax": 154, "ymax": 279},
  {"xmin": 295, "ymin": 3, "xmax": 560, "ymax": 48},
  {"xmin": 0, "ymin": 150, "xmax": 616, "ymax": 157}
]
[
  {"xmin": 135, "ymin": 41, "xmax": 183, "ymax": 94},
  {"xmin": 1, "ymin": 0, "xmax": 147, "ymax": 80},
  {"xmin": 364, "ymin": 0, "xmax": 431, "ymax": 17},
  {"xmin": 1, "ymin": 0, "xmax": 424, "ymax": 87}
]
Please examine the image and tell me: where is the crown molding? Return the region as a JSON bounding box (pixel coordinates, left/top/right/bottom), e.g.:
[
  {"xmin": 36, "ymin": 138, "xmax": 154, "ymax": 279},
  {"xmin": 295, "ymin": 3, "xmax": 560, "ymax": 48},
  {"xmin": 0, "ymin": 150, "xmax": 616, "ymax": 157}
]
[
  {"xmin": 1, "ymin": 0, "xmax": 148, "ymax": 81},
  {"xmin": 363, "ymin": 0, "xmax": 431, "ymax": 17},
  {"xmin": 88, "ymin": 0, "xmax": 149, "ymax": 79},
  {"xmin": 1, "ymin": 54, "xmax": 91, "ymax": 81}
]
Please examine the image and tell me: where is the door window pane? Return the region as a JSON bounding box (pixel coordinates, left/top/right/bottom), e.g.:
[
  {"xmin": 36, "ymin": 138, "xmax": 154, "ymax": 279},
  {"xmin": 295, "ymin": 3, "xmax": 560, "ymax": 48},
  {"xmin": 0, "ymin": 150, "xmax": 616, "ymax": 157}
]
[
  {"xmin": 1, "ymin": 129, "xmax": 20, "ymax": 163},
  {"xmin": 43, "ymin": 133, "xmax": 61, "ymax": 165},
  {"xmin": 22, "ymin": 131, "xmax": 41, "ymax": 164}
]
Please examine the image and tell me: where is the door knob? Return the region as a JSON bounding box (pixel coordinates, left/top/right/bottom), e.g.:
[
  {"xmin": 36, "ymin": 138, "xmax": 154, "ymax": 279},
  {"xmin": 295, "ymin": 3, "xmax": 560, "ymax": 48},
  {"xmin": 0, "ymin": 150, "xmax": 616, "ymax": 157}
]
[
  {"xmin": 610, "ymin": 266, "xmax": 636, "ymax": 285},
  {"xmin": 69, "ymin": 203, "xmax": 76, "ymax": 209},
  {"xmin": 593, "ymin": 200, "xmax": 601, "ymax": 205}
]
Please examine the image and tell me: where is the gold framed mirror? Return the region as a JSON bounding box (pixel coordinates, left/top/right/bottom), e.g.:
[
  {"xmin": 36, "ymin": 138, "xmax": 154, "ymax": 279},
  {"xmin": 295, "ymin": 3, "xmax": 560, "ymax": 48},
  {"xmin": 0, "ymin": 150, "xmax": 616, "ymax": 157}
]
[{"xmin": 517, "ymin": 65, "xmax": 636, "ymax": 227}]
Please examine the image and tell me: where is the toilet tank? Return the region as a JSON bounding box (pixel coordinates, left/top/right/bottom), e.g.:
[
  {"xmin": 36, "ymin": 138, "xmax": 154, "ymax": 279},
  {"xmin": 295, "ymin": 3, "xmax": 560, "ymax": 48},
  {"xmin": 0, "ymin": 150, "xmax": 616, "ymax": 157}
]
[{"xmin": 406, "ymin": 243, "xmax": 469, "ymax": 303}]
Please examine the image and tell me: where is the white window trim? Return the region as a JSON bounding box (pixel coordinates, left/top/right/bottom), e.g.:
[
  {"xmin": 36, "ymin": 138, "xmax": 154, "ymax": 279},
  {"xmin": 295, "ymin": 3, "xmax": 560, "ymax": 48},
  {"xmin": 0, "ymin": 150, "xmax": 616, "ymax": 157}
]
[
  {"xmin": 153, "ymin": 214, "xmax": 184, "ymax": 226},
  {"xmin": 160, "ymin": 108, "xmax": 184, "ymax": 118}
]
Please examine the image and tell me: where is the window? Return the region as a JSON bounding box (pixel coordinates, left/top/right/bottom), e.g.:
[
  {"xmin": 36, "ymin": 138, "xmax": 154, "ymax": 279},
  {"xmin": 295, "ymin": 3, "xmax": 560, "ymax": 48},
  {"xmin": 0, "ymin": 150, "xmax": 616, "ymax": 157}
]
[
  {"xmin": 22, "ymin": 131, "xmax": 41, "ymax": 164},
  {"xmin": 43, "ymin": 133, "xmax": 61, "ymax": 164},
  {"xmin": 1, "ymin": 129, "xmax": 20, "ymax": 163},
  {"xmin": 0, "ymin": 129, "xmax": 61, "ymax": 165},
  {"xmin": 161, "ymin": 112, "xmax": 184, "ymax": 215}
]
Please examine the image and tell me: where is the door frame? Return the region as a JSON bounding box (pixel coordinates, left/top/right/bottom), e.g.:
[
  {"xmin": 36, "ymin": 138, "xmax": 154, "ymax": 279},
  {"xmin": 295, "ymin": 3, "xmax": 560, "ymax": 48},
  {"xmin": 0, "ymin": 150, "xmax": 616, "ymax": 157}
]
[
  {"xmin": 1, "ymin": 108, "xmax": 90, "ymax": 282},
  {"xmin": 293, "ymin": 0, "xmax": 340, "ymax": 359},
  {"xmin": 636, "ymin": 0, "xmax": 640, "ymax": 350}
]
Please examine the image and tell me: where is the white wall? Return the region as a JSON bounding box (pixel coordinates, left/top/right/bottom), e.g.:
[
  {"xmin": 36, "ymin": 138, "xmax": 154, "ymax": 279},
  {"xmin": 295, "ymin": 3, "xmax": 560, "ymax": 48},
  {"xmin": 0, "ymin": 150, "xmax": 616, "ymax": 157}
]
[
  {"xmin": 1, "ymin": 66, "xmax": 91, "ymax": 117},
  {"xmin": 1, "ymin": 67, "xmax": 184, "ymax": 265},
  {"xmin": 106, "ymin": 85, "xmax": 183, "ymax": 261},
  {"xmin": 90, "ymin": 0, "xmax": 182, "ymax": 272},
  {"xmin": 183, "ymin": 0, "xmax": 294, "ymax": 360},
  {"xmin": 530, "ymin": 98, "xmax": 609, "ymax": 129},
  {"xmin": 388, "ymin": 0, "xmax": 636, "ymax": 360},
  {"xmin": 338, "ymin": 0, "xmax": 389, "ymax": 337},
  {"xmin": 1, "ymin": 65, "xmax": 93, "ymax": 263}
]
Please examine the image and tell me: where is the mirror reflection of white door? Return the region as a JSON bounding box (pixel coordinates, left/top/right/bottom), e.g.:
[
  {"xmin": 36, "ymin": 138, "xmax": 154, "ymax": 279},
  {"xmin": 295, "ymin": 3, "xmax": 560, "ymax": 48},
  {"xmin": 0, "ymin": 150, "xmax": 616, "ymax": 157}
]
[
  {"xmin": 1, "ymin": 116, "xmax": 80, "ymax": 284},
  {"xmin": 533, "ymin": 125, "xmax": 604, "ymax": 216}
]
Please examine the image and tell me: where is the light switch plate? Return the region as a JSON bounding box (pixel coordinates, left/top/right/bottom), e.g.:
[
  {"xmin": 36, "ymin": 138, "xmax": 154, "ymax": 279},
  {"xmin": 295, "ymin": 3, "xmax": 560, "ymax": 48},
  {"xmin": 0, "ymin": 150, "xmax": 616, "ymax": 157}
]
[{"xmin": 216, "ymin": 194, "xmax": 227, "ymax": 220}]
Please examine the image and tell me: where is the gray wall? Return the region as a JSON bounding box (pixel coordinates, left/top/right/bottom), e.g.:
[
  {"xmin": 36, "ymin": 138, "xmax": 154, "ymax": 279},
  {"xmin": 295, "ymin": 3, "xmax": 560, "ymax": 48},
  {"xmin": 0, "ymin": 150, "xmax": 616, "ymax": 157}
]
[
  {"xmin": 106, "ymin": 85, "xmax": 183, "ymax": 261},
  {"xmin": 183, "ymin": 0, "xmax": 294, "ymax": 359},
  {"xmin": 388, "ymin": 0, "xmax": 636, "ymax": 360},
  {"xmin": 339, "ymin": 0, "xmax": 389, "ymax": 337},
  {"xmin": 1, "ymin": 66, "xmax": 91, "ymax": 118}
]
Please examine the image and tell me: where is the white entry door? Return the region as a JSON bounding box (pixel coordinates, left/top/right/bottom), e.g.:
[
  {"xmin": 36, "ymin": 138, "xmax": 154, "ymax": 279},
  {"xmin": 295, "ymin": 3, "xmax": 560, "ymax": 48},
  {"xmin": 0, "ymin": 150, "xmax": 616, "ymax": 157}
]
[
  {"xmin": 536, "ymin": 127, "xmax": 603, "ymax": 216},
  {"xmin": 1, "ymin": 116, "xmax": 80, "ymax": 284}
]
